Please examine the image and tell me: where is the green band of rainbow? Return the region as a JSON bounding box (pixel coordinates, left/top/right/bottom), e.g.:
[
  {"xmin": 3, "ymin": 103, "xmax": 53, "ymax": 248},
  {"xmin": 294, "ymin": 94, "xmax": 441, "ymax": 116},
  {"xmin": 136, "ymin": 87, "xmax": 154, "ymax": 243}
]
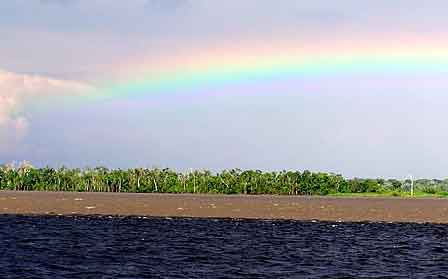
[{"xmin": 97, "ymin": 55, "xmax": 448, "ymax": 100}]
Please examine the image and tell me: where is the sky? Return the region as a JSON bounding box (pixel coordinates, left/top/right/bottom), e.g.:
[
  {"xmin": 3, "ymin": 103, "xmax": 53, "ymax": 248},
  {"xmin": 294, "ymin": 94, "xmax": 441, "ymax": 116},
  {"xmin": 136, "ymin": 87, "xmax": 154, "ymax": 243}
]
[{"xmin": 1, "ymin": 0, "xmax": 448, "ymax": 178}]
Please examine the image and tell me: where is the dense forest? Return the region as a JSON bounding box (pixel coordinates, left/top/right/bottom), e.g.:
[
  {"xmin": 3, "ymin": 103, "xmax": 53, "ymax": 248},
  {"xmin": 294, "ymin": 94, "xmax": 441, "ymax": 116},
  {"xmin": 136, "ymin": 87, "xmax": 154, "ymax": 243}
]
[{"xmin": 1, "ymin": 162, "xmax": 447, "ymax": 196}]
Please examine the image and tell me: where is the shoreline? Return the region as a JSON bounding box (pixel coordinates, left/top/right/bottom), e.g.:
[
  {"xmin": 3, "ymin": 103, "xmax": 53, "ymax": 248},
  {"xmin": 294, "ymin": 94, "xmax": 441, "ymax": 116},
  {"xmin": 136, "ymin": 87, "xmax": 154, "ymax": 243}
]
[{"xmin": 1, "ymin": 191, "xmax": 448, "ymax": 223}]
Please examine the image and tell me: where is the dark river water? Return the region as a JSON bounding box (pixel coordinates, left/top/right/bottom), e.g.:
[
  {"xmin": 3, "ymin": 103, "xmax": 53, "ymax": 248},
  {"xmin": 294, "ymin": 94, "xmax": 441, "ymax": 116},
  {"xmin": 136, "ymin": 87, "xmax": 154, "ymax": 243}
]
[{"xmin": 1, "ymin": 215, "xmax": 448, "ymax": 278}]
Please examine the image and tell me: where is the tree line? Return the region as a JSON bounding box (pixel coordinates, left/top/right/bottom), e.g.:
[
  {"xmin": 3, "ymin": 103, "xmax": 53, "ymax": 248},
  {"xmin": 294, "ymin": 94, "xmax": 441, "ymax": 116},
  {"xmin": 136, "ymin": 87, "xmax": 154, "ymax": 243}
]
[{"xmin": 2, "ymin": 162, "xmax": 445, "ymax": 195}]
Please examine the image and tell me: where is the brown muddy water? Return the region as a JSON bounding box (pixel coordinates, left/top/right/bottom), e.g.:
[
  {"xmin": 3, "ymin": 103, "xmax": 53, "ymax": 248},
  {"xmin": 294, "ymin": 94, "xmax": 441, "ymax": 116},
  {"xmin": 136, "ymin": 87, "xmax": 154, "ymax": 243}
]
[{"xmin": 2, "ymin": 191, "xmax": 448, "ymax": 222}]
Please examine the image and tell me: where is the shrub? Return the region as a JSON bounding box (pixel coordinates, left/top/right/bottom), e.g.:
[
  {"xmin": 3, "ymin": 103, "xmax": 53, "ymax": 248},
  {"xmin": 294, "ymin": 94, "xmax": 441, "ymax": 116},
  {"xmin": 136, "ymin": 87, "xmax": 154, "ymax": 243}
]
[
  {"xmin": 421, "ymin": 186, "xmax": 438, "ymax": 194},
  {"xmin": 391, "ymin": 191, "xmax": 401, "ymax": 197}
]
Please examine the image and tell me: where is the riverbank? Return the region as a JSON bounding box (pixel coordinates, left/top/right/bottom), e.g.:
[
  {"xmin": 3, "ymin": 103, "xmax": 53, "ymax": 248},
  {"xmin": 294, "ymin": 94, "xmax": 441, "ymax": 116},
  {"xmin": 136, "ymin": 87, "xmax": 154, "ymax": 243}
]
[{"xmin": 1, "ymin": 191, "xmax": 448, "ymax": 223}]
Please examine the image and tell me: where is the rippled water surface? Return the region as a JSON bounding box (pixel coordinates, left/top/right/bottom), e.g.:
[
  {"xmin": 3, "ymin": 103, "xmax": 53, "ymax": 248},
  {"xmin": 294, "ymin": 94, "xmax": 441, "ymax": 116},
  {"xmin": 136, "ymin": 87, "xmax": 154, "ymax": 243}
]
[{"xmin": 1, "ymin": 215, "xmax": 448, "ymax": 278}]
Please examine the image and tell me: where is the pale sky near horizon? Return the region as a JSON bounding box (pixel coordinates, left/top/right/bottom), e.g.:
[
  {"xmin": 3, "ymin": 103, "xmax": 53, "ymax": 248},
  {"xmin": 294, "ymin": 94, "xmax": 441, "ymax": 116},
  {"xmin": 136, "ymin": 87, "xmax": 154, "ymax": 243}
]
[{"xmin": 1, "ymin": 0, "xmax": 448, "ymax": 178}]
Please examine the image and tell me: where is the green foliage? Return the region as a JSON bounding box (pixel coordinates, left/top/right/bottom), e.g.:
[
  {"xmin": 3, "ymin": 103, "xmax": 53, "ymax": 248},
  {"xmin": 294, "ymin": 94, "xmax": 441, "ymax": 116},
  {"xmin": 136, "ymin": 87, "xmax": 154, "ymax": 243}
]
[
  {"xmin": 391, "ymin": 191, "xmax": 401, "ymax": 197},
  {"xmin": 388, "ymin": 179, "xmax": 403, "ymax": 190},
  {"xmin": 421, "ymin": 186, "xmax": 438, "ymax": 194},
  {"xmin": 0, "ymin": 166, "xmax": 446, "ymax": 196}
]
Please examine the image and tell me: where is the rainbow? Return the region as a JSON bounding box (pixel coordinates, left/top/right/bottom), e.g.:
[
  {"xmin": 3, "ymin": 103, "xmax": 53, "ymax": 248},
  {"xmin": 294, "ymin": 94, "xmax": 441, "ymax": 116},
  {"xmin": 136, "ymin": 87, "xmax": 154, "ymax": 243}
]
[{"xmin": 97, "ymin": 37, "xmax": 448, "ymax": 99}]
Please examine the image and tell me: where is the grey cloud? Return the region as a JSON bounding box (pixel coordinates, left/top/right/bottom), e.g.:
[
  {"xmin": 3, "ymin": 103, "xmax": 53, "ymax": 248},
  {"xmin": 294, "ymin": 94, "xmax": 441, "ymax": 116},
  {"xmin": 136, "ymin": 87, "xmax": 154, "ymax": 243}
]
[
  {"xmin": 145, "ymin": 0, "xmax": 189, "ymax": 12},
  {"xmin": 3, "ymin": 1, "xmax": 448, "ymax": 177},
  {"xmin": 39, "ymin": 0, "xmax": 77, "ymax": 6},
  {"xmin": 2, "ymin": 1, "xmax": 448, "ymax": 37},
  {"xmin": 292, "ymin": 10, "xmax": 353, "ymax": 25}
]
